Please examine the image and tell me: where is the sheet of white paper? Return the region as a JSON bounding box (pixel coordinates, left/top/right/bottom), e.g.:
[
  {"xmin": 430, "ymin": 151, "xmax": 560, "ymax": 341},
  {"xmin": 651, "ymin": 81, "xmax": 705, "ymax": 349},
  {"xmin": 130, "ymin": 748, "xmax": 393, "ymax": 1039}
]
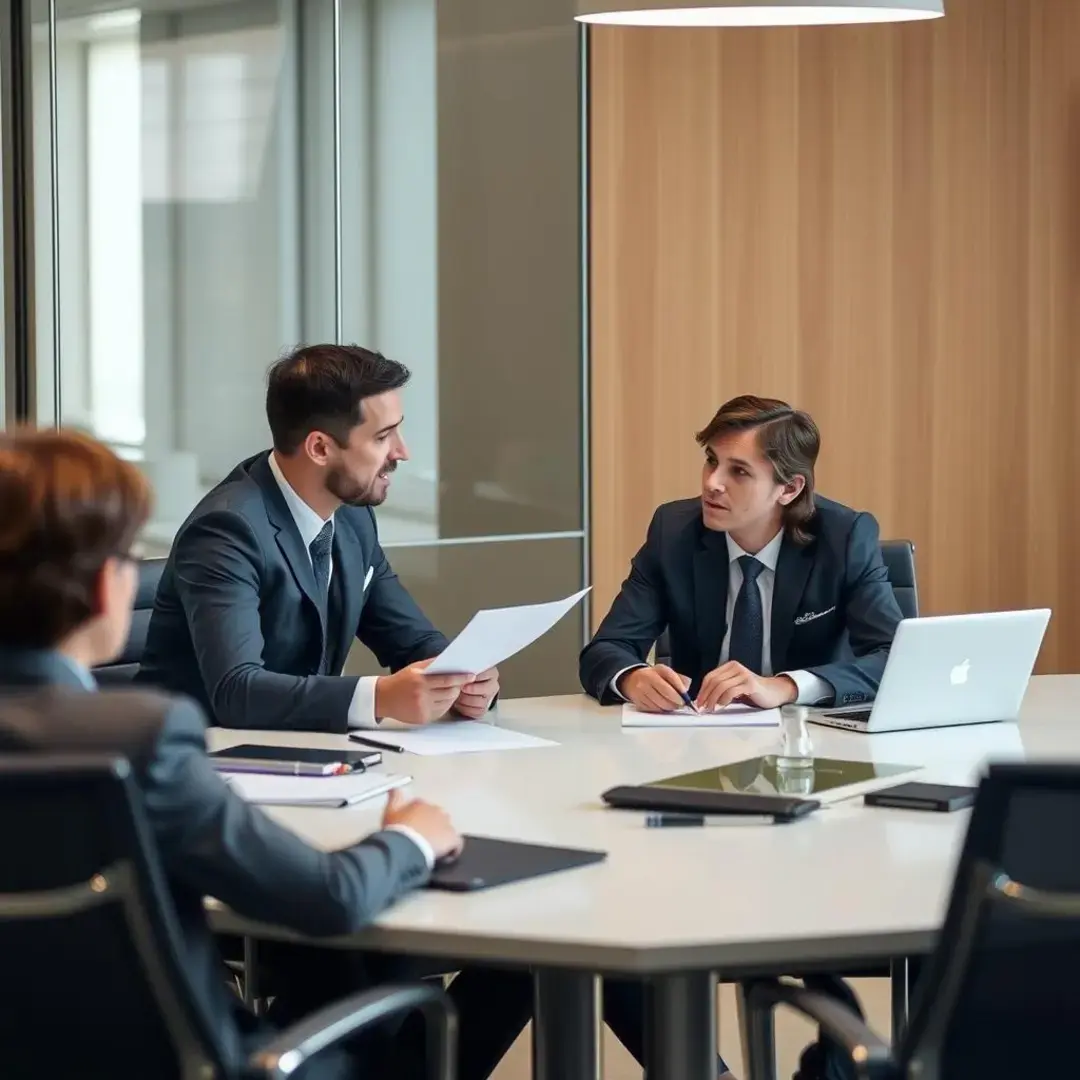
[
  {"xmin": 621, "ymin": 703, "xmax": 781, "ymax": 728},
  {"xmin": 423, "ymin": 588, "xmax": 591, "ymax": 676},
  {"xmin": 224, "ymin": 771, "xmax": 411, "ymax": 807},
  {"xmin": 377, "ymin": 722, "xmax": 558, "ymax": 756}
]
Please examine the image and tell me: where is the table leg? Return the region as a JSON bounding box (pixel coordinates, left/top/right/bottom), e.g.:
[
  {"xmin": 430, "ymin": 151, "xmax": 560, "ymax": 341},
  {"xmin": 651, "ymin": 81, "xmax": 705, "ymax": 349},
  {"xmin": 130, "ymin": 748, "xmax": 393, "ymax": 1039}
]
[
  {"xmin": 532, "ymin": 969, "xmax": 600, "ymax": 1080},
  {"xmin": 645, "ymin": 971, "xmax": 718, "ymax": 1080},
  {"xmin": 890, "ymin": 957, "xmax": 911, "ymax": 1041},
  {"xmin": 737, "ymin": 982, "xmax": 777, "ymax": 1080}
]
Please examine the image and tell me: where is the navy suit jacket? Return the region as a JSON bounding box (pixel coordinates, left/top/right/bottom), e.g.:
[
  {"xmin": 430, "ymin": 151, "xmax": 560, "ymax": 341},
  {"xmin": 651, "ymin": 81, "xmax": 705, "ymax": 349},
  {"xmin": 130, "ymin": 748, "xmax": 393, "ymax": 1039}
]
[
  {"xmin": 0, "ymin": 650, "xmax": 428, "ymax": 1076},
  {"xmin": 580, "ymin": 495, "xmax": 903, "ymax": 707},
  {"xmin": 137, "ymin": 452, "xmax": 448, "ymax": 732}
]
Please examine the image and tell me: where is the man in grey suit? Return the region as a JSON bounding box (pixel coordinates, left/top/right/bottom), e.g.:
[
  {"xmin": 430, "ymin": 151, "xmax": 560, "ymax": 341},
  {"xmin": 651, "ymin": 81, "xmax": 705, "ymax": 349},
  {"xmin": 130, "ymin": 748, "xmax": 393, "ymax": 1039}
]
[
  {"xmin": 0, "ymin": 427, "xmax": 461, "ymax": 1079},
  {"xmin": 137, "ymin": 343, "xmax": 499, "ymax": 733}
]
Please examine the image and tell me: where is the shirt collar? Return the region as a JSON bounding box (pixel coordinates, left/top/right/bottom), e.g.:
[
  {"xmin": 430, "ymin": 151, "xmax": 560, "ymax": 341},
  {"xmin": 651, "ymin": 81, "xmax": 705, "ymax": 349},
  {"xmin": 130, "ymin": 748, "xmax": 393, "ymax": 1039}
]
[
  {"xmin": 268, "ymin": 451, "xmax": 334, "ymax": 550},
  {"xmin": 726, "ymin": 528, "xmax": 783, "ymax": 573}
]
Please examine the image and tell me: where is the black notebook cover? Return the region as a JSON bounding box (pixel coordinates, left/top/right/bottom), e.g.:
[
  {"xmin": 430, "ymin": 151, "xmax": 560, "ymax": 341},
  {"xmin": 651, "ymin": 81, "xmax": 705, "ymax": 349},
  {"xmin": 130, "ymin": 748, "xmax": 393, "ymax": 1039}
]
[{"xmin": 428, "ymin": 835, "xmax": 607, "ymax": 892}]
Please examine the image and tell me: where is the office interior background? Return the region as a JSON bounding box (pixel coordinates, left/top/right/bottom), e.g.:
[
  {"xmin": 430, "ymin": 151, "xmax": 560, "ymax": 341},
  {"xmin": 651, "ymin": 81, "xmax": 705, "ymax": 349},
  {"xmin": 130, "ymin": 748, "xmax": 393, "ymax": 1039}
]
[{"xmin": 2, "ymin": 0, "xmax": 1079, "ymax": 684}]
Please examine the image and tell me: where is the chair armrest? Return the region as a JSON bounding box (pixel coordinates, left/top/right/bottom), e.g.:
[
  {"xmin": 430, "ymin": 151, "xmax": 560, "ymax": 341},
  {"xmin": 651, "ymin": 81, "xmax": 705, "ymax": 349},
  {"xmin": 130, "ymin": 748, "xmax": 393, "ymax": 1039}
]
[
  {"xmin": 249, "ymin": 982, "xmax": 457, "ymax": 1079},
  {"xmin": 743, "ymin": 979, "xmax": 896, "ymax": 1080}
]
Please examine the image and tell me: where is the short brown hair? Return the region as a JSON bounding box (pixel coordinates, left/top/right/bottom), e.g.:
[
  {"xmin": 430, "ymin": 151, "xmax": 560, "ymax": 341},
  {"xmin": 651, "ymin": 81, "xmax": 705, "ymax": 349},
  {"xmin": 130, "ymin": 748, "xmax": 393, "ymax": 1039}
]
[
  {"xmin": 0, "ymin": 428, "xmax": 152, "ymax": 648},
  {"xmin": 695, "ymin": 395, "xmax": 820, "ymax": 544},
  {"xmin": 266, "ymin": 344, "xmax": 411, "ymax": 455}
]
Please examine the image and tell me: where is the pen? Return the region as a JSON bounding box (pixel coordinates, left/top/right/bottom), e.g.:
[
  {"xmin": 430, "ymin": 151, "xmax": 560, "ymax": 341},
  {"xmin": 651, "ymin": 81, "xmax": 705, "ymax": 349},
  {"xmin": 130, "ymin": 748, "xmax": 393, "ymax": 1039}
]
[
  {"xmin": 645, "ymin": 812, "xmax": 773, "ymax": 828},
  {"xmin": 349, "ymin": 734, "xmax": 406, "ymax": 754},
  {"xmin": 679, "ymin": 689, "xmax": 701, "ymax": 714}
]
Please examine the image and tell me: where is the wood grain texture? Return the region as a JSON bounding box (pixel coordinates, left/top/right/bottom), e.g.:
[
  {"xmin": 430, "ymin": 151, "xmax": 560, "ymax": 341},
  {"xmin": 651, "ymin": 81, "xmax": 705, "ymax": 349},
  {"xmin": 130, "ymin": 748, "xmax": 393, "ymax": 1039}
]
[{"xmin": 589, "ymin": 0, "xmax": 1080, "ymax": 671}]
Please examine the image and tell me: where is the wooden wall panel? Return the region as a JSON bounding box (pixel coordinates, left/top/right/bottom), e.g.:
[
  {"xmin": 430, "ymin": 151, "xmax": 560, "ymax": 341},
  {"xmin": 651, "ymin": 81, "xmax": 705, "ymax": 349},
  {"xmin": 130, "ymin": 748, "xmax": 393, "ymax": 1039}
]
[{"xmin": 589, "ymin": 0, "xmax": 1080, "ymax": 671}]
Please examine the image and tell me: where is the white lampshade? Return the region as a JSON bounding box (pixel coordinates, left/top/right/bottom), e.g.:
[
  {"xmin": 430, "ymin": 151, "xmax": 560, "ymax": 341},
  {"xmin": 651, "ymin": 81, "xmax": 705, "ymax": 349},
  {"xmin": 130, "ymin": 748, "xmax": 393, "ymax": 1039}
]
[{"xmin": 575, "ymin": 0, "xmax": 944, "ymax": 25}]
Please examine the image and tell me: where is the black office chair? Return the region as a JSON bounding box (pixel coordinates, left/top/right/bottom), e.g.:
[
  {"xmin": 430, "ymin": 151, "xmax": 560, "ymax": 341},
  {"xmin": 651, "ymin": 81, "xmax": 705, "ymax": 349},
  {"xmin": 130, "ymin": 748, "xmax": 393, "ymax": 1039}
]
[
  {"xmin": 94, "ymin": 557, "xmax": 167, "ymax": 684},
  {"xmin": 878, "ymin": 539, "xmax": 917, "ymax": 620},
  {"xmin": 652, "ymin": 538, "xmax": 918, "ymax": 665},
  {"xmin": 0, "ymin": 755, "xmax": 457, "ymax": 1079},
  {"xmin": 741, "ymin": 763, "xmax": 1080, "ymax": 1080}
]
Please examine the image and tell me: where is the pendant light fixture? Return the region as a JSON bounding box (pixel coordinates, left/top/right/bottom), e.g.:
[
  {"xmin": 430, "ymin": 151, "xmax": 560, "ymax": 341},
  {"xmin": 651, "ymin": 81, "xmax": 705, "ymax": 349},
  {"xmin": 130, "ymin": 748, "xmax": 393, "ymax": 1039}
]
[{"xmin": 575, "ymin": 0, "xmax": 943, "ymax": 26}]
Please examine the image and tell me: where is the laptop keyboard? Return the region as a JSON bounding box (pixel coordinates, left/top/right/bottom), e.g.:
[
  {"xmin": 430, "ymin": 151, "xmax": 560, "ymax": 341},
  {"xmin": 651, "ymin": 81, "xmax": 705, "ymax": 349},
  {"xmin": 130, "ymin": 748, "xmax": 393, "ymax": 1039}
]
[{"xmin": 822, "ymin": 709, "xmax": 873, "ymax": 723}]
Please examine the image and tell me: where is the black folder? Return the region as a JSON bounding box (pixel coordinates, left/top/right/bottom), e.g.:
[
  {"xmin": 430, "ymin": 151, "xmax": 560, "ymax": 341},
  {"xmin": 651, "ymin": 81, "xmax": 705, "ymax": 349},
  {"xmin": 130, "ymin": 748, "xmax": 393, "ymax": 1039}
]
[{"xmin": 428, "ymin": 835, "xmax": 607, "ymax": 892}]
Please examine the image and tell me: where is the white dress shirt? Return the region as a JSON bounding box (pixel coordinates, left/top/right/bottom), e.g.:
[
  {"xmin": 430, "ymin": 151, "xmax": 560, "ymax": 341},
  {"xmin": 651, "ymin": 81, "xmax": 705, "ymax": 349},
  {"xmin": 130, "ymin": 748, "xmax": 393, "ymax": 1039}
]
[
  {"xmin": 613, "ymin": 528, "xmax": 832, "ymax": 705},
  {"xmin": 267, "ymin": 453, "xmax": 433, "ymax": 868}
]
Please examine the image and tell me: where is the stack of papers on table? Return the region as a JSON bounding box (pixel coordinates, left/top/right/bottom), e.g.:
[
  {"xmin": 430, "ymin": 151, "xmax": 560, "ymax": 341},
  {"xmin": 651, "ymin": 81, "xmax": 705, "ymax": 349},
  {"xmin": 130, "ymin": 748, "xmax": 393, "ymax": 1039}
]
[
  {"xmin": 621, "ymin": 703, "xmax": 781, "ymax": 728},
  {"xmin": 224, "ymin": 771, "xmax": 411, "ymax": 808}
]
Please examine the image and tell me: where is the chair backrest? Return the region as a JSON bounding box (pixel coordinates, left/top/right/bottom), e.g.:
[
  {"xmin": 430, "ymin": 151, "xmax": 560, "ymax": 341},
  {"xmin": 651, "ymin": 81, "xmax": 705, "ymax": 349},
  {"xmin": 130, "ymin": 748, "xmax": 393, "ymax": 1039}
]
[
  {"xmin": 652, "ymin": 538, "xmax": 918, "ymax": 664},
  {"xmin": 94, "ymin": 558, "xmax": 167, "ymax": 684},
  {"xmin": 0, "ymin": 754, "xmax": 229, "ymax": 1079},
  {"xmin": 900, "ymin": 764, "xmax": 1080, "ymax": 1079},
  {"xmin": 879, "ymin": 538, "xmax": 917, "ymax": 619}
]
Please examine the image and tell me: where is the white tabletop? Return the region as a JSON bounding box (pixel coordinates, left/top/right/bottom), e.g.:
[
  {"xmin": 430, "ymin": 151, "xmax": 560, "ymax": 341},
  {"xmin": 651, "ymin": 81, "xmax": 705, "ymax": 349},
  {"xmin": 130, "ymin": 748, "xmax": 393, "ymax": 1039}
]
[{"xmin": 209, "ymin": 675, "xmax": 1080, "ymax": 974}]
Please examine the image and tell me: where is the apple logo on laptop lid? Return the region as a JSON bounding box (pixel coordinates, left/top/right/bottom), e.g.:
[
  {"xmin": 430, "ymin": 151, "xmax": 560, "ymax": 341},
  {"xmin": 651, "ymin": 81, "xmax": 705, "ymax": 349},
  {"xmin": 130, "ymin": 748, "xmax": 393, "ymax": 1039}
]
[{"xmin": 950, "ymin": 659, "xmax": 971, "ymax": 686}]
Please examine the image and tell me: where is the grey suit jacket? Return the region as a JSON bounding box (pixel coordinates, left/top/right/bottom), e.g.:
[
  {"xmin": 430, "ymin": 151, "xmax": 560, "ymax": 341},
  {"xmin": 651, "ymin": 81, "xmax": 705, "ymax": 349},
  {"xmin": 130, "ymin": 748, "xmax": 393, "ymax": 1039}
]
[
  {"xmin": 137, "ymin": 451, "xmax": 448, "ymax": 732},
  {"xmin": 0, "ymin": 651, "xmax": 429, "ymax": 1072}
]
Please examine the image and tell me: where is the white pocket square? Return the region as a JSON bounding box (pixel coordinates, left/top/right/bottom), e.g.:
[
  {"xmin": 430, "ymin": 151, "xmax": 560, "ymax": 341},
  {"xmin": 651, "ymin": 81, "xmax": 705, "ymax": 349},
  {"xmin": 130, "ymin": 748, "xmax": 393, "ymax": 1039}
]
[
  {"xmin": 363, "ymin": 566, "xmax": 374, "ymax": 591},
  {"xmin": 794, "ymin": 606, "xmax": 835, "ymax": 626}
]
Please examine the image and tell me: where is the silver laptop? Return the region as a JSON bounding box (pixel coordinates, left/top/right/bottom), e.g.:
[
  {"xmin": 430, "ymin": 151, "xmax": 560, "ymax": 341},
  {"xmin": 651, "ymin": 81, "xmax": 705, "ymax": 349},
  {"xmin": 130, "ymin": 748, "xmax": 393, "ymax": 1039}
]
[{"xmin": 809, "ymin": 609, "xmax": 1051, "ymax": 734}]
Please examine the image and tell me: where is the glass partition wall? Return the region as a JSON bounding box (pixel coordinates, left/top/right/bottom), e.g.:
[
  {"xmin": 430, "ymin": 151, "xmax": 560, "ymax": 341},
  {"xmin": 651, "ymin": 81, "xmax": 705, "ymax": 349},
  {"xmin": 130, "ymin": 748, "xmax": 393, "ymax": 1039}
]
[{"xmin": 1, "ymin": 0, "xmax": 587, "ymax": 697}]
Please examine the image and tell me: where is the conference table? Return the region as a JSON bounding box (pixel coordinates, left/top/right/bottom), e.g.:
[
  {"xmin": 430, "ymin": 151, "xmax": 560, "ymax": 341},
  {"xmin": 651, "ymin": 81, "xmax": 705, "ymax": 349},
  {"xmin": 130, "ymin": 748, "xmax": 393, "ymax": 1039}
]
[{"xmin": 208, "ymin": 675, "xmax": 1080, "ymax": 1080}]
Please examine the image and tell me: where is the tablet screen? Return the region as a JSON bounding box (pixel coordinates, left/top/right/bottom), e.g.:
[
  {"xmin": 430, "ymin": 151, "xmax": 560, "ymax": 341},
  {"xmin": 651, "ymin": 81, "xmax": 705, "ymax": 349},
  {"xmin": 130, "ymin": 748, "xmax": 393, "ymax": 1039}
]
[{"xmin": 651, "ymin": 755, "xmax": 920, "ymax": 799}]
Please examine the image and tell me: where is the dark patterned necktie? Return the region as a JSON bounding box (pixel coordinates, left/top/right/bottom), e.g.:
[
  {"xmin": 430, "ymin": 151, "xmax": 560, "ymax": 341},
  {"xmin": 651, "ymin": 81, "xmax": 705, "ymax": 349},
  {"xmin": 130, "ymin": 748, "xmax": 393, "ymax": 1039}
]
[
  {"xmin": 728, "ymin": 555, "xmax": 764, "ymax": 674},
  {"xmin": 309, "ymin": 522, "xmax": 333, "ymax": 673}
]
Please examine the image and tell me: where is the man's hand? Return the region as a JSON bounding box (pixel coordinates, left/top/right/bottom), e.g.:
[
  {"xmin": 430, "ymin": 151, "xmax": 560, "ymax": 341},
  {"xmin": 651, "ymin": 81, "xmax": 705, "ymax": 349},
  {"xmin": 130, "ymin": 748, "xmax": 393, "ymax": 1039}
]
[
  {"xmin": 618, "ymin": 664, "xmax": 692, "ymax": 713},
  {"xmin": 695, "ymin": 662, "xmax": 798, "ymax": 711},
  {"xmin": 374, "ymin": 660, "xmax": 472, "ymax": 726},
  {"xmin": 452, "ymin": 667, "xmax": 499, "ymax": 720},
  {"xmin": 382, "ymin": 788, "xmax": 462, "ymax": 861}
]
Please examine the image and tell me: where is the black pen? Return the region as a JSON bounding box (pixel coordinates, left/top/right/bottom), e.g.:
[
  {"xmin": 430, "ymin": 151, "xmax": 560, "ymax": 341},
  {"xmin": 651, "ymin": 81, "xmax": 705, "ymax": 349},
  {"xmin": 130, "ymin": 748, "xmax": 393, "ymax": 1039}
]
[
  {"xmin": 678, "ymin": 689, "xmax": 701, "ymax": 714},
  {"xmin": 349, "ymin": 734, "xmax": 406, "ymax": 754},
  {"xmin": 645, "ymin": 812, "xmax": 773, "ymax": 828}
]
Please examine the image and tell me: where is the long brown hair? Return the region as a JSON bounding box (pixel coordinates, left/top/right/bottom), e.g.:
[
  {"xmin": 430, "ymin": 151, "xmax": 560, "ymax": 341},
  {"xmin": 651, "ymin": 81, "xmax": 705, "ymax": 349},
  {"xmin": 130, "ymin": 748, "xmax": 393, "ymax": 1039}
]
[
  {"xmin": 0, "ymin": 428, "xmax": 152, "ymax": 648},
  {"xmin": 695, "ymin": 395, "xmax": 820, "ymax": 545}
]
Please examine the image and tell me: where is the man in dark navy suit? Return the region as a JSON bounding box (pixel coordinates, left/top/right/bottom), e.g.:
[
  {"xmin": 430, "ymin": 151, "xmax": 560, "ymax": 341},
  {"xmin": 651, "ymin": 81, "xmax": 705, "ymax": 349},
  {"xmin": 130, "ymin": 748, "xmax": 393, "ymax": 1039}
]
[
  {"xmin": 582, "ymin": 394, "xmax": 905, "ymax": 1080},
  {"xmin": 138, "ymin": 344, "xmax": 498, "ymax": 733},
  {"xmin": 581, "ymin": 394, "xmax": 902, "ymax": 714}
]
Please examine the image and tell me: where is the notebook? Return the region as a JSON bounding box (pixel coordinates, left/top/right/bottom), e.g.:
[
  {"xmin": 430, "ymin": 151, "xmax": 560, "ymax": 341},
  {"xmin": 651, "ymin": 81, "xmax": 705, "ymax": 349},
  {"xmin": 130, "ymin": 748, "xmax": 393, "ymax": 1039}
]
[
  {"xmin": 428, "ymin": 835, "xmax": 607, "ymax": 892},
  {"xmin": 223, "ymin": 771, "xmax": 411, "ymax": 808},
  {"xmin": 209, "ymin": 744, "xmax": 382, "ymax": 776}
]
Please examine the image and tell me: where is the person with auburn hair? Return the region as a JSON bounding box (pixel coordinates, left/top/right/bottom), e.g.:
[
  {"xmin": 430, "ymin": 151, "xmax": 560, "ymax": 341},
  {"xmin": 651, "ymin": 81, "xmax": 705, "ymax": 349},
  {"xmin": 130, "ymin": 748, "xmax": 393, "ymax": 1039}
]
[
  {"xmin": 581, "ymin": 394, "xmax": 903, "ymax": 713},
  {"xmin": 0, "ymin": 427, "xmax": 466, "ymax": 1079}
]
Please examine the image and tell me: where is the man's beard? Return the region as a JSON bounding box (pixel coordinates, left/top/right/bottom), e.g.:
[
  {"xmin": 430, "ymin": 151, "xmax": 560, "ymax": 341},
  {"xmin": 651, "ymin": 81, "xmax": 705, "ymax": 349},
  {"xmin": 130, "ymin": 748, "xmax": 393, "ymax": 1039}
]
[{"xmin": 326, "ymin": 460, "xmax": 397, "ymax": 507}]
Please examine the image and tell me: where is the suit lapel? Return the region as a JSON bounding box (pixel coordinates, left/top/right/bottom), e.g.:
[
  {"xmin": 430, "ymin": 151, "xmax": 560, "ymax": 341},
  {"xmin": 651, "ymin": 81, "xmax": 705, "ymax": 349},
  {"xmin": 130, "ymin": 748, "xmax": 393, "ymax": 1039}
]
[
  {"xmin": 693, "ymin": 529, "xmax": 730, "ymax": 674},
  {"xmin": 249, "ymin": 453, "xmax": 327, "ymax": 643},
  {"xmin": 329, "ymin": 523, "xmax": 367, "ymax": 674},
  {"xmin": 771, "ymin": 533, "xmax": 815, "ymax": 670}
]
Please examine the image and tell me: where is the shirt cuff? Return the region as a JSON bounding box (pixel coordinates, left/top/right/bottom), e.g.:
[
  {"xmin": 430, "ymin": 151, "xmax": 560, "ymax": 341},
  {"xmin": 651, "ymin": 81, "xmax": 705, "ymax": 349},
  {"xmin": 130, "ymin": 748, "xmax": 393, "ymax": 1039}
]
[
  {"xmin": 347, "ymin": 676, "xmax": 380, "ymax": 729},
  {"xmin": 781, "ymin": 670, "xmax": 833, "ymax": 706},
  {"xmin": 384, "ymin": 824, "xmax": 435, "ymax": 870},
  {"xmin": 609, "ymin": 664, "xmax": 647, "ymax": 701}
]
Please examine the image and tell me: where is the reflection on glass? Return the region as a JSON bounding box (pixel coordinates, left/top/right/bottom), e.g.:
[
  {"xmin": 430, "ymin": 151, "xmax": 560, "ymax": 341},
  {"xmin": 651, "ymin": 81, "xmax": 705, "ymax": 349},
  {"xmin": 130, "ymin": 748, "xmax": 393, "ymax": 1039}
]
[
  {"xmin": 37, "ymin": 0, "xmax": 583, "ymax": 549},
  {"xmin": 41, "ymin": 0, "xmax": 329, "ymax": 553}
]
